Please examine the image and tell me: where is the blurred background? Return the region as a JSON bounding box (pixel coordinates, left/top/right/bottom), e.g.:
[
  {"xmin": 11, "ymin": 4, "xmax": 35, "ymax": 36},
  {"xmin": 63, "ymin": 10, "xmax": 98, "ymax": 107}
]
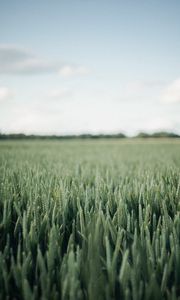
[{"xmin": 0, "ymin": 0, "xmax": 180, "ymax": 136}]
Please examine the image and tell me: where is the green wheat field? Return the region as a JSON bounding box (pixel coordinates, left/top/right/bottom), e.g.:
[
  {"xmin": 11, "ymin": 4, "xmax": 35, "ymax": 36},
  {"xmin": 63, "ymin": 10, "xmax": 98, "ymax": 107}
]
[{"xmin": 0, "ymin": 139, "xmax": 180, "ymax": 300}]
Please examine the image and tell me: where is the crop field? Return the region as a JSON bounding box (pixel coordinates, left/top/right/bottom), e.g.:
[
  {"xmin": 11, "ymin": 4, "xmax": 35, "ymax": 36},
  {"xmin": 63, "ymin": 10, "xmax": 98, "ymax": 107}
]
[{"xmin": 0, "ymin": 139, "xmax": 180, "ymax": 300}]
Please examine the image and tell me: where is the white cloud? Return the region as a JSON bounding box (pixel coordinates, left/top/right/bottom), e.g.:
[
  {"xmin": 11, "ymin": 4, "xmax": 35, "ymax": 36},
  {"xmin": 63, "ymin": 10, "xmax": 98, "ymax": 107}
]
[
  {"xmin": 0, "ymin": 45, "xmax": 58, "ymax": 74},
  {"xmin": 123, "ymin": 81, "xmax": 145, "ymax": 96},
  {"xmin": 141, "ymin": 118, "xmax": 175, "ymax": 132},
  {"xmin": 48, "ymin": 88, "xmax": 72, "ymax": 99},
  {"xmin": 59, "ymin": 65, "xmax": 89, "ymax": 78},
  {"xmin": 161, "ymin": 78, "xmax": 180, "ymax": 103},
  {"xmin": 0, "ymin": 87, "xmax": 13, "ymax": 102},
  {"xmin": 118, "ymin": 80, "xmax": 165, "ymax": 99},
  {"xmin": 1, "ymin": 96, "xmax": 179, "ymax": 135},
  {"xmin": 0, "ymin": 45, "xmax": 89, "ymax": 77}
]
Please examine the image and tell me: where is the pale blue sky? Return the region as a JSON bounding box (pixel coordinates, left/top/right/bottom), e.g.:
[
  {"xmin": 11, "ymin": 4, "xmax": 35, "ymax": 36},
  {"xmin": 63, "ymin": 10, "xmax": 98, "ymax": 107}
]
[{"xmin": 0, "ymin": 0, "xmax": 180, "ymax": 135}]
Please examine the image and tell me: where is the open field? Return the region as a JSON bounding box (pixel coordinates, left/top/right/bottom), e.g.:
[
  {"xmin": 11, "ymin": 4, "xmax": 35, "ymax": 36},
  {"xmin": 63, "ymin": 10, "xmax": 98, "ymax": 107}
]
[{"xmin": 0, "ymin": 139, "xmax": 180, "ymax": 300}]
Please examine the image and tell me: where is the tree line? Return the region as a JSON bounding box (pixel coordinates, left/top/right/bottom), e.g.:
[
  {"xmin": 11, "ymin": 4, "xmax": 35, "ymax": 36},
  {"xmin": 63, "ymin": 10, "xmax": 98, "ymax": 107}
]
[{"xmin": 0, "ymin": 132, "xmax": 179, "ymax": 140}]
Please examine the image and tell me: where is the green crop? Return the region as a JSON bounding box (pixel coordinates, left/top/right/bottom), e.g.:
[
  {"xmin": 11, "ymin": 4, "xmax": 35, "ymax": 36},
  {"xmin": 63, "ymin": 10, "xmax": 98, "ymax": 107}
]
[{"xmin": 0, "ymin": 139, "xmax": 180, "ymax": 300}]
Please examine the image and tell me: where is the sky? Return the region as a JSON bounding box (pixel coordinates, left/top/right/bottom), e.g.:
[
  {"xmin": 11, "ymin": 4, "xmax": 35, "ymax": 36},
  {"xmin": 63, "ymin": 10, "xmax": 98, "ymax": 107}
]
[{"xmin": 0, "ymin": 0, "xmax": 180, "ymax": 135}]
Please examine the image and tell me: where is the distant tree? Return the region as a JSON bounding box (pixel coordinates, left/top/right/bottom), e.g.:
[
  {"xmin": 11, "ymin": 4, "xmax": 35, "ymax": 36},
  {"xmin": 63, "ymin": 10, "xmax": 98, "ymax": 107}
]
[
  {"xmin": 135, "ymin": 131, "xmax": 180, "ymax": 138},
  {"xmin": 136, "ymin": 132, "xmax": 150, "ymax": 138},
  {"xmin": 0, "ymin": 131, "xmax": 179, "ymax": 140}
]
